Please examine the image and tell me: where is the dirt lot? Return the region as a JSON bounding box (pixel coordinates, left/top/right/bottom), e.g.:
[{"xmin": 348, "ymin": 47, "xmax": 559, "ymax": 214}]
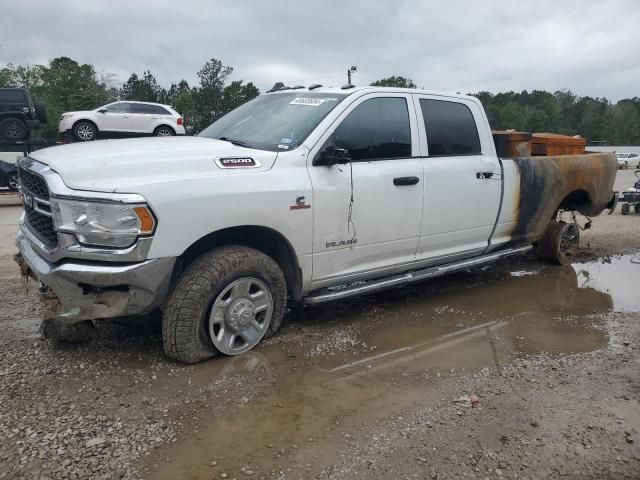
[{"xmin": 1, "ymin": 171, "xmax": 639, "ymax": 480}]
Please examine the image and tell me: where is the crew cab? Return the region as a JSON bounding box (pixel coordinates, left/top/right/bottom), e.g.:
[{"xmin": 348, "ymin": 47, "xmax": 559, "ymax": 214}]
[
  {"xmin": 58, "ymin": 101, "xmax": 185, "ymax": 141},
  {"xmin": 15, "ymin": 86, "xmax": 617, "ymax": 363}
]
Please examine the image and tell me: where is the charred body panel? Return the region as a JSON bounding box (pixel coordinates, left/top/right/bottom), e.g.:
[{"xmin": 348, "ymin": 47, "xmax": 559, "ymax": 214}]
[{"xmin": 507, "ymin": 152, "xmax": 616, "ymax": 247}]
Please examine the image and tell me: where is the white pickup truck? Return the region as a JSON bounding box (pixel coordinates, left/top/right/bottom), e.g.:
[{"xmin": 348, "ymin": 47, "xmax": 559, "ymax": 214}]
[{"xmin": 15, "ymin": 86, "xmax": 617, "ymax": 363}]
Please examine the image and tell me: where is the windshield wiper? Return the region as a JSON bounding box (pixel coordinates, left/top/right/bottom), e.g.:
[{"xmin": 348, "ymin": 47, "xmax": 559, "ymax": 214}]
[{"xmin": 217, "ymin": 136, "xmax": 252, "ymax": 148}]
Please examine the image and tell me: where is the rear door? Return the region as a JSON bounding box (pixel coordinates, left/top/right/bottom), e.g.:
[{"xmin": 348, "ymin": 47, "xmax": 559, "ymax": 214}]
[
  {"xmin": 131, "ymin": 104, "xmax": 170, "ymax": 133},
  {"xmin": 308, "ymin": 93, "xmax": 424, "ymax": 287},
  {"xmin": 100, "ymin": 102, "xmax": 132, "ymax": 132},
  {"xmin": 414, "ymin": 95, "xmax": 501, "ymax": 263}
]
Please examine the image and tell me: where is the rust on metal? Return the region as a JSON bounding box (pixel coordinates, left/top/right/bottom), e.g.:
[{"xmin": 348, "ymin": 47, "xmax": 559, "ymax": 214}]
[{"xmin": 509, "ymin": 152, "xmax": 617, "ymax": 246}]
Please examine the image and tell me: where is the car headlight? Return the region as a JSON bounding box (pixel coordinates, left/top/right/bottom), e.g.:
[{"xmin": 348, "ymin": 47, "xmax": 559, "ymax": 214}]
[{"xmin": 51, "ymin": 198, "xmax": 155, "ymax": 248}]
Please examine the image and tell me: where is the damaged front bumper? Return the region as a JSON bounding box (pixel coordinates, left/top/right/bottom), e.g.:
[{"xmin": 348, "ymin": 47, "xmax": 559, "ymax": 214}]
[{"xmin": 16, "ymin": 232, "xmax": 176, "ymax": 323}]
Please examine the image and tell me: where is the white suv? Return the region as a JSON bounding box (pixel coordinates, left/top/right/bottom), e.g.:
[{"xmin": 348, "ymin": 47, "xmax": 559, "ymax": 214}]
[{"xmin": 58, "ymin": 101, "xmax": 185, "ymax": 141}]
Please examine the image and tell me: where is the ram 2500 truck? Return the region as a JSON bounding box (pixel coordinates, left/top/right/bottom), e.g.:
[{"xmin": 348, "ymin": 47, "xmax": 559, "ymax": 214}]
[{"xmin": 14, "ymin": 86, "xmax": 617, "ymax": 363}]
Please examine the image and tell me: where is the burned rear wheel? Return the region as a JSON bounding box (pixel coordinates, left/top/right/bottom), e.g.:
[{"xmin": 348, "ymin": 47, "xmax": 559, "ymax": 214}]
[{"xmin": 537, "ymin": 220, "xmax": 579, "ymax": 266}]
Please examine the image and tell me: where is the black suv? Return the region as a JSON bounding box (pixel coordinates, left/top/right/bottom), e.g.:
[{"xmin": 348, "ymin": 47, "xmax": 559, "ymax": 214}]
[{"xmin": 0, "ymin": 88, "xmax": 47, "ymax": 141}]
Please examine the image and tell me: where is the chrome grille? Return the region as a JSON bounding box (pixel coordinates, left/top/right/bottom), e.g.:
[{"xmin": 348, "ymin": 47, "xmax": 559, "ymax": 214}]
[
  {"xmin": 19, "ymin": 165, "xmax": 58, "ymax": 249},
  {"xmin": 18, "ymin": 167, "xmax": 49, "ymax": 199},
  {"xmin": 25, "ymin": 207, "xmax": 58, "ymax": 248}
]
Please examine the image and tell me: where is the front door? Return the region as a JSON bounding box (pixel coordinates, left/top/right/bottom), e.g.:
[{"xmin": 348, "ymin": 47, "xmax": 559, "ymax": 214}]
[
  {"xmin": 100, "ymin": 102, "xmax": 132, "ymax": 132},
  {"xmin": 308, "ymin": 94, "xmax": 424, "ymax": 288},
  {"xmin": 414, "ymin": 95, "xmax": 501, "ymax": 262}
]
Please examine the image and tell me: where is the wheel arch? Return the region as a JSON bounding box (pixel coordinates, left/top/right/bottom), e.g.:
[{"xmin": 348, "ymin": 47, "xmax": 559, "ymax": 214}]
[
  {"xmin": 177, "ymin": 225, "xmax": 303, "ymax": 300},
  {"xmin": 72, "ymin": 117, "xmax": 99, "ymax": 132},
  {"xmin": 153, "ymin": 124, "xmax": 175, "ymax": 135},
  {"xmin": 557, "ymin": 189, "xmax": 593, "ymax": 215}
]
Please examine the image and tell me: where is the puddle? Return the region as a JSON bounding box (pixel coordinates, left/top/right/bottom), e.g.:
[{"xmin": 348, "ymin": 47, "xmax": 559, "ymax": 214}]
[{"xmin": 140, "ymin": 254, "xmax": 640, "ymax": 479}]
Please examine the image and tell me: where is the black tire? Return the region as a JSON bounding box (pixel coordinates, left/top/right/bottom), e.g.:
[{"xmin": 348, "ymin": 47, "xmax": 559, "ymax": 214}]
[
  {"xmin": 621, "ymin": 203, "xmax": 630, "ymax": 215},
  {"xmin": 162, "ymin": 246, "xmax": 287, "ymax": 364},
  {"xmin": 634, "ymin": 203, "xmax": 640, "ymax": 214},
  {"xmin": 35, "ymin": 102, "xmax": 48, "ymax": 124},
  {"xmin": 537, "ymin": 221, "xmax": 580, "ymax": 266},
  {"xmin": 153, "ymin": 125, "xmax": 175, "ymax": 137},
  {"xmin": 0, "ymin": 117, "xmax": 28, "ymax": 141},
  {"xmin": 73, "ymin": 120, "xmax": 98, "ymax": 141},
  {"xmin": 8, "ymin": 173, "xmax": 19, "ymax": 191}
]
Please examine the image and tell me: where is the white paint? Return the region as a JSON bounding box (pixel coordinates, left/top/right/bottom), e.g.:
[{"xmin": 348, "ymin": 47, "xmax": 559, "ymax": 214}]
[
  {"xmin": 58, "ymin": 101, "xmax": 185, "ymax": 137},
  {"xmin": 20, "ymin": 86, "xmax": 616, "ymax": 296}
]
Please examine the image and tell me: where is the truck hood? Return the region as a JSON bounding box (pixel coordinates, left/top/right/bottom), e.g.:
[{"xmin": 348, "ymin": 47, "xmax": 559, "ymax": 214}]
[{"xmin": 29, "ymin": 136, "xmax": 279, "ymax": 193}]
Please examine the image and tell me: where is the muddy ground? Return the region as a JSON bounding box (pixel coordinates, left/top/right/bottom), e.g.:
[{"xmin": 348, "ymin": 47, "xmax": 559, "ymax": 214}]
[{"xmin": 1, "ymin": 183, "xmax": 639, "ymax": 479}]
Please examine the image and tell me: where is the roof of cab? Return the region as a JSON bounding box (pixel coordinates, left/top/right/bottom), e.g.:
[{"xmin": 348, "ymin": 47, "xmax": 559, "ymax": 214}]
[{"xmin": 265, "ymin": 85, "xmax": 477, "ymax": 102}]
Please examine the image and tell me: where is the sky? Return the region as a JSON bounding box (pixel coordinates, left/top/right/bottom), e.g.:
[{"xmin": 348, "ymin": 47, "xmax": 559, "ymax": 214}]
[{"xmin": 1, "ymin": 0, "xmax": 639, "ymax": 101}]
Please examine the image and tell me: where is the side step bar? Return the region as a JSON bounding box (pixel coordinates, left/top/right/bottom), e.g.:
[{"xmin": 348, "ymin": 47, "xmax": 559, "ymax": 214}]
[{"xmin": 304, "ymin": 246, "xmax": 532, "ymax": 305}]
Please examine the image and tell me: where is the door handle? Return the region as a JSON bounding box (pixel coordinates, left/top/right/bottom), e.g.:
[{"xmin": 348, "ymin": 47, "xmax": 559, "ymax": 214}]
[
  {"xmin": 393, "ymin": 176, "xmax": 420, "ymax": 186},
  {"xmin": 476, "ymin": 171, "xmax": 497, "ymax": 179}
]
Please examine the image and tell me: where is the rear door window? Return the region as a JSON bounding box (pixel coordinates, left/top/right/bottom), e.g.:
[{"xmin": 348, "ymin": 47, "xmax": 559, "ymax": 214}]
[
  {"xmin": 333, "ymin": 97, "xmax": 411, "ymax": 161},
  {"xmin": 419, "ymin": 99, "xmax": 481, "ymax": 156},
  {"xmin": 132, "ymin": 104, "xmax": 171, "ymax": 115}
]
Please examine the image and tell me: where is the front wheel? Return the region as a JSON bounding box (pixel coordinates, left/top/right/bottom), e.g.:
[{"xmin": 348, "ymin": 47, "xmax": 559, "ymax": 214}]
[
  {"xmin": 73, "ymin": 121, "xmax": 97, "ymax": 141},
  {"xmin": 162, "ymin": 246, "xmax": 287, "ymax": 364},
  {"xmin": 537, "ymin": 221, "xmax": 579, "ymax": 265}
]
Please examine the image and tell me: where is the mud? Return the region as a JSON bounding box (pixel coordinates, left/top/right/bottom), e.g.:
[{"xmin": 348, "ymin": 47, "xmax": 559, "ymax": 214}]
[{"xmin": 137, "ymin": 254, "xmax": 640, "ymax": 480}]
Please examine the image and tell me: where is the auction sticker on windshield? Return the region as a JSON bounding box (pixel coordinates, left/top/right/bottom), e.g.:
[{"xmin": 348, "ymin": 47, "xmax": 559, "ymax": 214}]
[{"xmin": 289, "ymin": 97, "xmax": 327, "ymax": 106}]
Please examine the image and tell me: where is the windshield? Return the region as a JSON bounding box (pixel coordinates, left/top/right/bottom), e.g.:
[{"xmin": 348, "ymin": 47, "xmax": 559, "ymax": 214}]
[{"xmin": 199, "ymin": 92, "xmax": 348, "ymax": 151}]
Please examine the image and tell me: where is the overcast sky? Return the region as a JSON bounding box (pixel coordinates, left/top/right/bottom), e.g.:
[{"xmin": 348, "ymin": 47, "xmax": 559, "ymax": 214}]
[{"xmin": 2, "ymin": 0, "xmax": 639, "ymax": 100}]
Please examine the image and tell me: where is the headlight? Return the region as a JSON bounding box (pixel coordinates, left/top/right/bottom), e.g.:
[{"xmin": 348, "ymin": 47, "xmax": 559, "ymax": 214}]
[{"xmin": 51, "ymin": 198, "xmax": 155, "ymax": 248}]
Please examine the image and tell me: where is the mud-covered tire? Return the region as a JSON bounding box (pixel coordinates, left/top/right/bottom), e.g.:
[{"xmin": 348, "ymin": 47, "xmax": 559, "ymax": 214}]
[
  {"xmin": 537, "ymin": 221, "xmax": 580, "ymax": 266},
  {"xmin": 621, "ymin": 203, "xmax": 630, "ymax": 215},
  {"xmin": 162, "ymin": 246, "xmax": 287, "ymax": 364}
]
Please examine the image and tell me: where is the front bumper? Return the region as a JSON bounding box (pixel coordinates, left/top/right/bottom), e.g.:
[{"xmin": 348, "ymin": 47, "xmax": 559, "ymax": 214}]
[{"xmin": 16, "ymin": 233, "xmax": 176, "ymax": 323}]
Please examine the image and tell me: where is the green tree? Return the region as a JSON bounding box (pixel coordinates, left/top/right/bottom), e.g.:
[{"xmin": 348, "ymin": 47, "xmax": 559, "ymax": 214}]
[
  {"xmin": 121, "ymin": 70, "xmax": 163, "ymax": 102},
  {"xmin": 370, "ymin": 76, "xmax": 417, "ymax": 88}
]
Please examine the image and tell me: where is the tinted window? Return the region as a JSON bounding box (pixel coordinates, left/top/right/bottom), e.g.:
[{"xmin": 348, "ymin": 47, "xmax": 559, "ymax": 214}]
[
  {"xmin": 419, "ymin": 99, "xmax": 481, "ymax": 156},
  {"xmin": 132, "ymin": 103, "xmax": 171, "ymax": 115},
  {"xmin": 104, "ymin": 103, "xmax": 131, "ymax": 113},
  {"xmin": 629, "ymin": 153, "xmax": 639, "ymax": 158},
  {"xmin": 0, "ymin": 90, "xmax": 26, "ymax": 103},
  {"xmin": 334, "ymin": 97, "xmax": 411, "ymax": 161}
]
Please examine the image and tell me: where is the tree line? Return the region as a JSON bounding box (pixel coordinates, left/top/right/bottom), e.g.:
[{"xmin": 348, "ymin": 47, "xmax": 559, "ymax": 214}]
[{"xmin": 1, "ymin": 60, "xmax": 639, "ymax": 145}]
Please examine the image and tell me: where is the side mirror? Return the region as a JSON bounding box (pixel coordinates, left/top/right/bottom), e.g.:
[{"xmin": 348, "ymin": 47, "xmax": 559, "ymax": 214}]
[
  {"xmin": 98, "ymin": 108, "xmax": 107, "ymax": 114},
  {"xmin": 315, "ymin": 146, "xmax": 351, "ymax": 166}
]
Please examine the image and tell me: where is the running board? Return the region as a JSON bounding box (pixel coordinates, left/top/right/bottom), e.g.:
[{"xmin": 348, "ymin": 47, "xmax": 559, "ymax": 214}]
[{"xmin": 304, "ymin": 246, "xmax": 532, "ymax": 305}]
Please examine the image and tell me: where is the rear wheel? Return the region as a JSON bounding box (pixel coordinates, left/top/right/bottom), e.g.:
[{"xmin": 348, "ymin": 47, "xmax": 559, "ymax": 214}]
[
  {"xmin": 162, "ymin": 246, "xmax": 287, "ymax": 364},
  {"xmin": 153, "ymin": 125, "xmax": 175, "ymax": 137},
  {"xmin": 0, "ymin": 117, "xmax": 28, "ymax": 141},
  {"xmin": 537, "ymin": 221, "xmax": 579, "ymax": 265},
  {"xmin": 621, "ymin": 203, "xmax": 630, "ymax": 215},
  {"xmin": 635, "ymin": 203, "xmax": 640, "ymax": 214},
  {"xmin": 73, "ymin": 121, "xmax": 97, "ymax": 141}
]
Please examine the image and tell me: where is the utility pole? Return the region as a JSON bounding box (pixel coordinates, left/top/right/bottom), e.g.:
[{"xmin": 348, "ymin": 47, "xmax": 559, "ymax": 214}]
[{"xmin": 347, "ymin": 65, "xmax": 357, "ymax": 85}]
